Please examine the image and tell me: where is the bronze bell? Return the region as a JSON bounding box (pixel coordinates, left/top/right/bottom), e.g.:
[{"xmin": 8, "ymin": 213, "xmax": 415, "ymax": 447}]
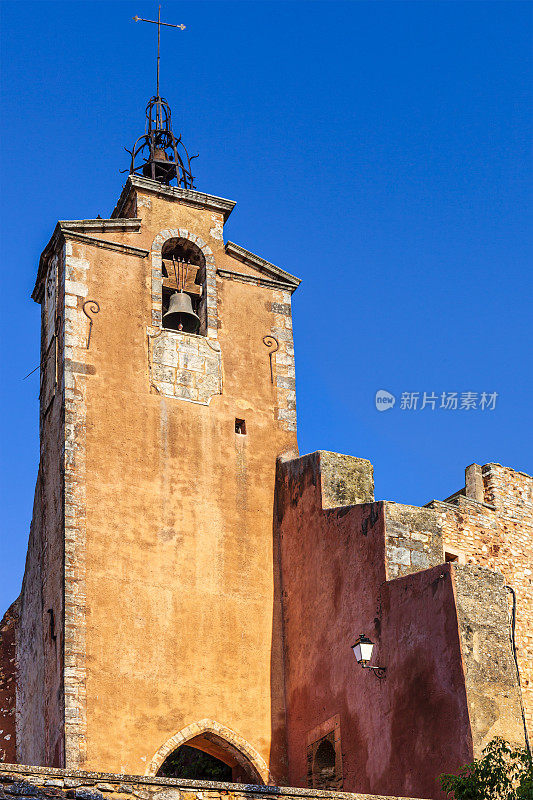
[
  {"xmin": 163, "ymin": 291, "xmax": 200, "ymax": 334},
  {"xmin": 142, "ymin": 148, "xmax": 177, "ymax": 183}
]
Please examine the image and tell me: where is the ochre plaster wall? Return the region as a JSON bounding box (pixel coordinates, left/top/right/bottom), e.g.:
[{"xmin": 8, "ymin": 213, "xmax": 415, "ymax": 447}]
[{"xmin": 50, "ymin": 184, "xmax": 297, "ymax": 779}]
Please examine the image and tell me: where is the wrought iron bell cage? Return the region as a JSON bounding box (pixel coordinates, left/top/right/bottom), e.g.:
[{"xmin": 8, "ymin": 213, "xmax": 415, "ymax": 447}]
[{"xmin": 127, "ymin": 96, "xmax": 197, "ymax": 188}]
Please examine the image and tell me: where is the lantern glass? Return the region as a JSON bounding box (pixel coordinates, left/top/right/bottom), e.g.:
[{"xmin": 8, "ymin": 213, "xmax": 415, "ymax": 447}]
[{"xmin": 352, "ymin": 634, "xmax": 374, "ymax": 665}]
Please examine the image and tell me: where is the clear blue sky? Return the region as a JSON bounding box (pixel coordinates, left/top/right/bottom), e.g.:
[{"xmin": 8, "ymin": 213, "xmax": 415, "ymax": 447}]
[{"xmin": 1, "ymin": 1, "xmax": 532, "ymax": 612}]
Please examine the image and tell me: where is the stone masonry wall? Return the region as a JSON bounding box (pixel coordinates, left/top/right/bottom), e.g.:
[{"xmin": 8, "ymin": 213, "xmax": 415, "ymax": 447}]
[
  {"xmin": 429, "ymin": 463, "xmax": 533, "ymax": 739},
  {"xmin": 16, "ymin": 241, "xmax": 66, "ymax": 767},
  {"xmin": 149, "ymin": 331, "xmax": 222, "ymax": 404},
  {"xmin": 0, "ymin": 764, "xmax": 427, "ymax": 800},
  {"xmin": 452, "ymin": 564, "xmax": 525, "ymax": 751},
  {"xmin": 269, "ymin": 290, "xmax": 296, "ymax": 433},
  {"xmin": 384, "ymin": 504, "xmax": 443, "ymax": 579}
]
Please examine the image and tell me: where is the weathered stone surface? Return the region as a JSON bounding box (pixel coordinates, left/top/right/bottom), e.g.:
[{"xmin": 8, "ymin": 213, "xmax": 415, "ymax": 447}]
[
  {"xmin": 149, "ymin": 331, "xmax": 222, "ymax": 405},
  {"xmin": 452, "ymin": 564, "xmax": 525, "ymax": 752},
  {"xmin": 0, "ymin": 769, "xmax": 428, "ymax": 800},
  {"xmin": 430, "ymin": 463, "xmax": 533, "ymax": 739},
  {"xmin": 8, "ymin": 151, "xmax": 531, "ymax": 800},
  {"xmin": 384, "ymin": 503, "xmax": 443, "ymax": 579},
  {"xmin": 319, "ymin": 452, "xmax": 374, "ymax": 508}
]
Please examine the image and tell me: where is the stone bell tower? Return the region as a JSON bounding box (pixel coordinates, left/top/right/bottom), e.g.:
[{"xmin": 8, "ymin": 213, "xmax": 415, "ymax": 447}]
[{"xmin": 14, "ymin": 94, "xmax": 300, "ymax": 778}]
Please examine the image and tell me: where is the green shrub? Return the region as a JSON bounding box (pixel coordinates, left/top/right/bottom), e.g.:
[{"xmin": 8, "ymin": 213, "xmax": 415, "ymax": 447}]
[{"xmin": 440, "ymin": 737, "xmax": 532, "ymax": 800}]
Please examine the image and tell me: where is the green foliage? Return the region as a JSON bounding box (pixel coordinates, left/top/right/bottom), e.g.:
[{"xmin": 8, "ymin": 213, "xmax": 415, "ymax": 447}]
[
  {"xmin": 158, "ymin": 744, "xmax": 233, "ymax": 781},
  {"xmin": 439, "ymin": 738, "xmax": 533, "ymax": 800}
]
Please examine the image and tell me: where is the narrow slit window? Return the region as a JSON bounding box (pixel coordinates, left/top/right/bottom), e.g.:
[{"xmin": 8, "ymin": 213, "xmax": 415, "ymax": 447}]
[
  {"xmin": 444, "ymin": 548, "xmax": 466, "ymax": 564},
  {"xmin": 235, "ymin": 419, "xmax": 246, "ymax": 435},
  {"xmin": 445, "ymin": 552, "xmax": 459, "ymax": 563}
]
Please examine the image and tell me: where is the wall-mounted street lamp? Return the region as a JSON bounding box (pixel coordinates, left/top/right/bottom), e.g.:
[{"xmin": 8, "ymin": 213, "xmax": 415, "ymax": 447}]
[{"xmin": 351, "ymin": 634, "xmax": 386, "ymax": 679}]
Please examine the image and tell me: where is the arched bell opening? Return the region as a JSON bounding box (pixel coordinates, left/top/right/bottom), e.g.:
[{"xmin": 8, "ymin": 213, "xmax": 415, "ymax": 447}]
[
  {"xmin": 161, "ymin": 238, "xmax": 206, "ymax": 334},
  {"xmin": 156, "ymin": 732, "xmax": 264, "ymax": 784}
]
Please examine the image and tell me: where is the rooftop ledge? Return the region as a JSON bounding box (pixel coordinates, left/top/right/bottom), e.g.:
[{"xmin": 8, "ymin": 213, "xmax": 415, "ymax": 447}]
[{"xmin": 112, "ymin": 175, "xmax": 237, "ymax": 221}]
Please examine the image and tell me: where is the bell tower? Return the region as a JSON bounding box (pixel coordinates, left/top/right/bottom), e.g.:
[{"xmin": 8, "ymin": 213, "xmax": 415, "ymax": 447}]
[{"xmin": 16, "ymin": 86, "xmax": 300, "ymax": 778}]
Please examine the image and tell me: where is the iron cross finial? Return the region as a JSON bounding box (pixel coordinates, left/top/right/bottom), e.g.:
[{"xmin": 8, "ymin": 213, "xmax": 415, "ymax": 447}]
[{"xmin": 133, "ymin": 5, "xmax": 186, "ymax": 98}]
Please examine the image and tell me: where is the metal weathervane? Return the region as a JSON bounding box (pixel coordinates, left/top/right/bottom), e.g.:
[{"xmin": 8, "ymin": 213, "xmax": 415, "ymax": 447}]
[
  {"xmin": 133, "ymin": 6, "xmax": 185, "ymax": 114},
  {"xmin": 128, "ymin": 6, "xmax": 196, "ymax": 188}
]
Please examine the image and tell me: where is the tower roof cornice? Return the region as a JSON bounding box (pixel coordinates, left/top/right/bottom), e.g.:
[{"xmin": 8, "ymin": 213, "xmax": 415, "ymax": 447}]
[
  {"xmin": 32, "ymin": 218, "xmax": 144, "ymax": 303},
  {"xmin": 111, "ymin": 175, "xmax": 236, "ymax": 222},
  {"xmin": 224, "ymin": 242, "xmax": 301, "ymax": 290}
]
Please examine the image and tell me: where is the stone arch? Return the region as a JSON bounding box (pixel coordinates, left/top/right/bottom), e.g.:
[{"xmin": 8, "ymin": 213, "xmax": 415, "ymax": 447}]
[
  {"xmin": 150, "ymin": 229, "xmax": 218, "ymax": 340},
  {"xmin": 145, "ymin": 719, "xmax": 271, "ymax": 784},
  {"xmin": 151, "ymin": 228, "xmax": 214, "ymax": 262}
]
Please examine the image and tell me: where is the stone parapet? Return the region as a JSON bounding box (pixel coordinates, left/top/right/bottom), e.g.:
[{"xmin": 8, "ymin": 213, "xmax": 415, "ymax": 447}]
[{"xmin": 0, "ymin": 765, "xmax": 428, "ymax": 800}]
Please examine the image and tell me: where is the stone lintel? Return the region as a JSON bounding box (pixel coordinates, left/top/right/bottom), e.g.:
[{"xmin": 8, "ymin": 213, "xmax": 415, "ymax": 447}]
[{"xmin": 60, "ymin": 219, "xmax": 141, "ymax": 233}]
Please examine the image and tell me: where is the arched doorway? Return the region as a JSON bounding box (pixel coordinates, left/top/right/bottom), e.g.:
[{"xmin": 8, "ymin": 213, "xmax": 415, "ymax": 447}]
[
  {"xmin": 157, "ymin": 743, "xmax": 232, "ymax": 781},
  {"xmin": 147, "ymin": 720, "xmax": 270, "ymax": 784}
]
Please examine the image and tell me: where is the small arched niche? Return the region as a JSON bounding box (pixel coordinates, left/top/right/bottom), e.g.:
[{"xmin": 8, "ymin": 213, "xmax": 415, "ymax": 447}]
[
  {"xmin": 161, "ymin": 238, "xmax": 206, "ymax": 335},
  {"xmin": 312, "ymin": 738, "xmax": 337, "ymax": 789},
  {"xmin": 156, "ymin": 732, "xmax": 263, "ymax": 784}
]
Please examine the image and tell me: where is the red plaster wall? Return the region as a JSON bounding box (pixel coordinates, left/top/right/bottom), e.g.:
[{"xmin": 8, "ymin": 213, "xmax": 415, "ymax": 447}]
[
  {"xmin": 277, "ymin": 453, "xmax": 473, "ymax": 800},
  {"xmin": 0, "ymin": 602, "xmax": 18, "ymax": 762},
  {"xmin": 377, "ymin": 566, "xmax": 472, "ymax": 798}
]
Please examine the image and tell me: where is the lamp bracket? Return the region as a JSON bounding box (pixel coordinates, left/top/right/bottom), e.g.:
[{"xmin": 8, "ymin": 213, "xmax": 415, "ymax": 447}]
[{"xmin": 362, "ymin": 665, "xmax": 387, "ymax": 679}]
